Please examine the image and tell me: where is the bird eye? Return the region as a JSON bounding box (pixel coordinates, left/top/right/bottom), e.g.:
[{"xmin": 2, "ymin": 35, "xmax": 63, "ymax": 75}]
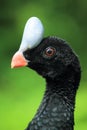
[{"xmin": 44, "ymin": 47, "xmax": 56, "ymax": 58}]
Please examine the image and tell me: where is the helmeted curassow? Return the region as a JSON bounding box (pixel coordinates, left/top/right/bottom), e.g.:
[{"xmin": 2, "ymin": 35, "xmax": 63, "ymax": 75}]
[{"xmin": 11, "ymin": 17, "xmax": 81, "ymax": 130}]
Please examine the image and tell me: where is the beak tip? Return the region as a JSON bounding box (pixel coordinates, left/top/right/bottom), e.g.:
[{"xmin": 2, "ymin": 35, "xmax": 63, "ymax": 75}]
[
  {"xmin": 11, "ymin": 64, "xmax": 14, "ymax": 69},
  {"xmin": 11, "ymin": 51, "xmax": 28, "ymax": 68},
  {"xmin": 11, "ymin": 60, "xmax": 15, "ymax": 68}
]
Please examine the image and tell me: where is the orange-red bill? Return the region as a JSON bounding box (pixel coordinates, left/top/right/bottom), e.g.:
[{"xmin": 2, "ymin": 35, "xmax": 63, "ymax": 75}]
[{"xmin": 11, "ymin": 51, "xmax": 28, "ymax": 68}]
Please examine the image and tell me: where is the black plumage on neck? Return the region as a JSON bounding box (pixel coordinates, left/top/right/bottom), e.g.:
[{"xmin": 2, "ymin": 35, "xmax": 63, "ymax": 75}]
[
  {"xmin": 26, "ymin": 62, "xmax": 80, "ymax": 130},
  {"xmin": 26, "ymin": 81, "xmax": 75, "ymax": 130}
]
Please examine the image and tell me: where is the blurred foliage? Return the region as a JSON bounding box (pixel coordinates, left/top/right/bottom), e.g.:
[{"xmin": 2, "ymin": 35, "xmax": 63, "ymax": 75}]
[{"xmin": 0, "ymin": 0, "xmax": 87, "ymax": 130}]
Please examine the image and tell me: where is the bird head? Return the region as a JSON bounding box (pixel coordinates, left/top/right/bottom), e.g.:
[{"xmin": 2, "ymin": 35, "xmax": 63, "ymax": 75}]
[{"xmin": 11, "ymin": 17, "xmax": 81, "ymax": 85}]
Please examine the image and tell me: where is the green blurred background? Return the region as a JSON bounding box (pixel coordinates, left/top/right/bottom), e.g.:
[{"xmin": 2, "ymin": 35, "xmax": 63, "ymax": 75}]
[{"xmin": 0, "ymin": 0, "xmax": 87, "ymax": 129}]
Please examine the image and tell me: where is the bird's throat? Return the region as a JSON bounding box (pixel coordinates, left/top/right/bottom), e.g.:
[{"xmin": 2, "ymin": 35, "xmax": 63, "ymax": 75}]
[{"xmin": 27, "ymin": 80, "xmax": 75, "ymax": 130}]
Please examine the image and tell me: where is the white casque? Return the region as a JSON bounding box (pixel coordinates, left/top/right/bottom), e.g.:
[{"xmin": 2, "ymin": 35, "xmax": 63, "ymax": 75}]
[{"xmin": 19, "ymin": 16, "xmax": 44, "ymax": 52}]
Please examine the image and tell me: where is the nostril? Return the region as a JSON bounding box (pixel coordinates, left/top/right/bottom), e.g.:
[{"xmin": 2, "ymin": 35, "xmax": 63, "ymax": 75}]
[
  {"xmin": 25, "ymin": 54, "xmax": 29, "ymax": 59},
  {"xmin": 23, "ymin": 51, "xmax": 29, "ymax": 60}
]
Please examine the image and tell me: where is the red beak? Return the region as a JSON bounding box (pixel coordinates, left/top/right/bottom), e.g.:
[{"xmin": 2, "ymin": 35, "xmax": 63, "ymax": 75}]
[{"xmin": 11, "ymin": 51, "xmax": 28, "ymax": 68}]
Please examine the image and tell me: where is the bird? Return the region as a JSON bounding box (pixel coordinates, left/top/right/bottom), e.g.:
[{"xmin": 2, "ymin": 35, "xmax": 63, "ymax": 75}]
[{"xmin": 11, "ymin": 17, "xmax": 81, "ymax": 130}]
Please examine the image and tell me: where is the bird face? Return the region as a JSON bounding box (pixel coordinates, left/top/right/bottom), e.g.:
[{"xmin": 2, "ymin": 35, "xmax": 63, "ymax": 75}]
[
  {"xmin": 11, "ymin": 17, "xmax": 80, "ymax": 80},
  {"xmin": 12, "ymin": 36, "xmax": 77, "ymax": 79}
]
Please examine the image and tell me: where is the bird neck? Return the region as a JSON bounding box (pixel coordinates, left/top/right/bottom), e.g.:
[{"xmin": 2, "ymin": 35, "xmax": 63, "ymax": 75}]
[
  {"xmin": 46, "ymin": 77, "xmax": 76, "ymax": 105},
  {"xmin": 27, "ymin": 67, "xmax": 80, "ymax": 130},
  {"xmin": 45, "ymin": 78, "xmax": 75, "ymax": 129},
  {"xmin": 30, "ymin": 78, "xmax": 76, "ymax": 130}
]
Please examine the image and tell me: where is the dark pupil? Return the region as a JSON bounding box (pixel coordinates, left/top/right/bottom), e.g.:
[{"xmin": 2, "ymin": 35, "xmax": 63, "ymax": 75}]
[
  {"xmin": 43, "ymin": 47, "xmax": 56, "ymax": 58},
  {"xmin": 47, "ymin": 49, "xmax": 53, "ymax": 54}
]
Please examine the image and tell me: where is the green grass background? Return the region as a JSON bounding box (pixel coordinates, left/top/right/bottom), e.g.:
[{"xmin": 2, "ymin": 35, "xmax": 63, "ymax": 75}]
[{"xmin": 0, "ymin": 0, "xmax": 87, "ymax": 129}]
